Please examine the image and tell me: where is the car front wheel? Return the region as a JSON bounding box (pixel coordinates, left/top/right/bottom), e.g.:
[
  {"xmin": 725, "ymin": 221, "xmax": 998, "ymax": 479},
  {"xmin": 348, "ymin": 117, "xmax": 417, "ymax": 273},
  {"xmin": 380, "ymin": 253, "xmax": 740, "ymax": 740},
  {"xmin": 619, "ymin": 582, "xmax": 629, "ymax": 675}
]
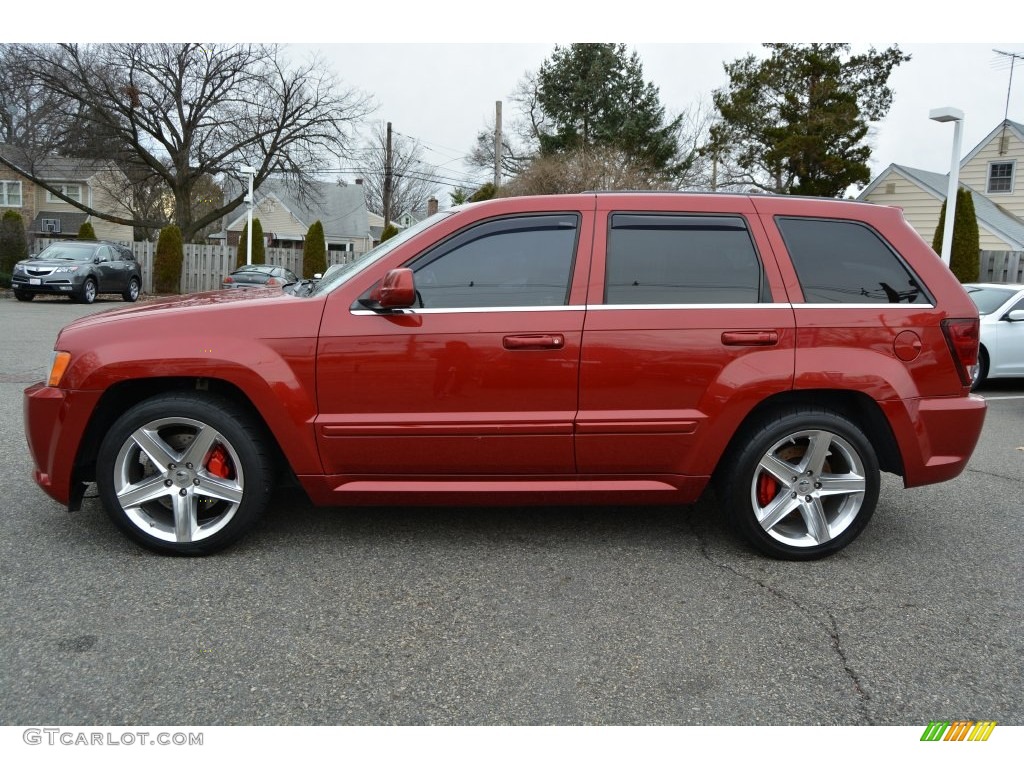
[
  {"xmin": 77, "ymin": 277, "xmax": 97, "ymax": 304},
  {"xmin": 717, "ymin": 408, "xmax": 880, "ymax": 560},
  {"xmin": 95, "ymin": 394, "xmax": 275, "ymax": 555},
  {"xmin": 14, "ymin": 290, "xmax": 34, "ymax": 302}
]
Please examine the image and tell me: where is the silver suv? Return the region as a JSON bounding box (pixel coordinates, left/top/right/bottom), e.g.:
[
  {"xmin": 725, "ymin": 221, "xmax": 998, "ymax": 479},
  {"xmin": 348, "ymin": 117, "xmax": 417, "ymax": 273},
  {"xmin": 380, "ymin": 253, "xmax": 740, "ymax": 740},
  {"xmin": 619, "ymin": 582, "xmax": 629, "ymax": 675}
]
[{"xmin": 12, "ymin": 241, "xmax": 142, "ymax": 304}]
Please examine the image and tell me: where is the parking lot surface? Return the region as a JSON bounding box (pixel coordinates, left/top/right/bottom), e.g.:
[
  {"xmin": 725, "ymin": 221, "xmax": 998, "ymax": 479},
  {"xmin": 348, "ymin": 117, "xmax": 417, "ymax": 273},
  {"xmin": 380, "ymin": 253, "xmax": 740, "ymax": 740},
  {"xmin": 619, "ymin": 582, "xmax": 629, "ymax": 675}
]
[{"xmin": 1, "ymin": 296, "xmax": 1022, "ymax": 725}]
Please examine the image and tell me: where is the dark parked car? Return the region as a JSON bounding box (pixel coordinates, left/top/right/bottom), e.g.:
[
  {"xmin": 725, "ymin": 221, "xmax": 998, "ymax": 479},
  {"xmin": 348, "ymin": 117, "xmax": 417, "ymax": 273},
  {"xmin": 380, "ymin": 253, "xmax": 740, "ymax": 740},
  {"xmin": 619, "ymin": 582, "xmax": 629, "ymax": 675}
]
[
  {"xmin": 25, "ymin": 193, "xmax": 986, "ymax": 559},
  {"xmin": 221, "ymin": 264, "xmax": 297, "ymax": 289},
  {"xmin": 12, "ymin": 241, "xmax": 142, "ymax": 304}
]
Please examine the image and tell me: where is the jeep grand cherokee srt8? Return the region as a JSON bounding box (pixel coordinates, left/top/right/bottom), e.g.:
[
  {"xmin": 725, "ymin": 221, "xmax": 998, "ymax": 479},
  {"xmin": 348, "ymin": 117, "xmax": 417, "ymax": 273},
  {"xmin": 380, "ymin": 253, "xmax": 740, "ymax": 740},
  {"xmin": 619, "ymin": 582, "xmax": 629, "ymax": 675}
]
[{"xmin": 23, "ymin": 193, "xmax": 986, "ymax": 559}]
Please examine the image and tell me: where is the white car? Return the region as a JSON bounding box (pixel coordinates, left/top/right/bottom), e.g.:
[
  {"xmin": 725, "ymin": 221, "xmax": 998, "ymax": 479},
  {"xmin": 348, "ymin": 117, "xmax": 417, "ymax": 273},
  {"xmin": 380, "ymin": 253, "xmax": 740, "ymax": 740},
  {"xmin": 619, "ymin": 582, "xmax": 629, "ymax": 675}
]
[{"xmin": 963, "ymin": 283, "xmax": 1024, "ymax": 389}]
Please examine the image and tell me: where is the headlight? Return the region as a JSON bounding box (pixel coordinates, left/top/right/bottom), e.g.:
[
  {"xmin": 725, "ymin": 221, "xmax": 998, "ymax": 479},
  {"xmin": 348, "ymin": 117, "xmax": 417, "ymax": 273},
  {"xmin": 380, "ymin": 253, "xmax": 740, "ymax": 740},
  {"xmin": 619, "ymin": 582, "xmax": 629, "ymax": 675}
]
[
  {"xmin": 52, "ymin": 265, "xmax": 80, "ymax": 273},
  {"xmin": 47, "ymin": 351, "xmax": 72, "ymax": 387},
  {"xmin": 13, "ymin": 263, "xmax": 25, "ymax": 274}
]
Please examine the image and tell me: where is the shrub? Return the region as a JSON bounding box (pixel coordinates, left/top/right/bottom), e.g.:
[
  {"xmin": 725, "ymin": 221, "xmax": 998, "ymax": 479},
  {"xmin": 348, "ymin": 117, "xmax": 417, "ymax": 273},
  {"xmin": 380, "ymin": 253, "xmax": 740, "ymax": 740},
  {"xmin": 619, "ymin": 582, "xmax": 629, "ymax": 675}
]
[
  {"xmin": 380, "ymin": 223, "xmax": 400, "ymax": 243},
  {"xmin": 303, "ymin": 220, "xmax": 327, "ymax": 279},
  {"xmin": 0, "ymin": 210, "xmax": 28, "ymax": 275},
  {"xmin": 154, "ymin": 225, "xmax": 184, "ymax": 294},
  {"xmin": 932, "ymin": 188, "xmax": 980, "ymax": 283},
  {"xmin": 77, "ymin": 221, "xmax": 98, "ymax": 241},
  {"xmin": 235, "ymin": 218, "xmax": 266, "ymax": 266}
]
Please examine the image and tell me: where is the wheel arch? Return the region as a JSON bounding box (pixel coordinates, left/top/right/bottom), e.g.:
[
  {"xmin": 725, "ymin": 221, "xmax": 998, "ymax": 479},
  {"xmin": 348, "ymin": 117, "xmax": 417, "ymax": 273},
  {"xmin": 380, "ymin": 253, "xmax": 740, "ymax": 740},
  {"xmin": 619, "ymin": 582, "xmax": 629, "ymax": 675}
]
[{"xmin": 713, "ymin": 389, "xmax": 904, "ymax": 483}]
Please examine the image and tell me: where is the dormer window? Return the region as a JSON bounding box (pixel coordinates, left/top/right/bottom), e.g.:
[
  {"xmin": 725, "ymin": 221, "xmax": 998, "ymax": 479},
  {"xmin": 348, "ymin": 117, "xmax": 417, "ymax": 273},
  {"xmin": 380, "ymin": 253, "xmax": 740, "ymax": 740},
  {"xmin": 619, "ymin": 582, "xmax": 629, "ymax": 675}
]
[{"xmin": 987, "ymin": 161, "xmax": 1015, "ymax": 194}]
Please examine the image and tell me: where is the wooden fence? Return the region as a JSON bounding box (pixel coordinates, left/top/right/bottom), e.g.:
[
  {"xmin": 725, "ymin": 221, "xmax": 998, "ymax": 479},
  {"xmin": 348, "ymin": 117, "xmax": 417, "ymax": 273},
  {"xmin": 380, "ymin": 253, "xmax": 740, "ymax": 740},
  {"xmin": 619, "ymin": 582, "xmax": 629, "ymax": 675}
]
[
  {"xmin": 979, "ymin": 250, "xmax": 1024, "ymax": 284},
  {"xmin": 33, "ymin": 239, "xmax": 364, "ymax": 294}
]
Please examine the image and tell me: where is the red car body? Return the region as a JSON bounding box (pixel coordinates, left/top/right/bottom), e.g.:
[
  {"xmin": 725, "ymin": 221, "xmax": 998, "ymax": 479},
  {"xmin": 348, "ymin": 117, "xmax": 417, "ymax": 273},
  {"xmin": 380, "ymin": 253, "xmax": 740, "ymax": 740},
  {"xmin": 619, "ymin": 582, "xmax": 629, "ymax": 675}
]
[{"xmin": 24, "ymin": 193, "xmax": 986, "ymax": 557}]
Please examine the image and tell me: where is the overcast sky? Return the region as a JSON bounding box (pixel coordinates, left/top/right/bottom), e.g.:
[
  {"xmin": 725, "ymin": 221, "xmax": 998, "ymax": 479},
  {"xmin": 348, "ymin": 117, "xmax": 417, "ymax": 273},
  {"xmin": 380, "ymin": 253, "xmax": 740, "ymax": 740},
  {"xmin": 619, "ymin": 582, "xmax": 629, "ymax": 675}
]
[{"xmin": 14, "ymin": 3, "xmax": 1024, "ymax": 207}]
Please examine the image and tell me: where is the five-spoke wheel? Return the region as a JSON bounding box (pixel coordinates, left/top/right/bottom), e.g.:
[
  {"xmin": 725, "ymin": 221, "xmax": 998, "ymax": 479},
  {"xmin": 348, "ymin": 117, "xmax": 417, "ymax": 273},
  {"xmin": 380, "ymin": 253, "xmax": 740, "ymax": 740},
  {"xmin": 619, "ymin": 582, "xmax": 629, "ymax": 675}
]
[{"xmin": 96, "ymin": 394, "xmax": 273, "ymax": 555}]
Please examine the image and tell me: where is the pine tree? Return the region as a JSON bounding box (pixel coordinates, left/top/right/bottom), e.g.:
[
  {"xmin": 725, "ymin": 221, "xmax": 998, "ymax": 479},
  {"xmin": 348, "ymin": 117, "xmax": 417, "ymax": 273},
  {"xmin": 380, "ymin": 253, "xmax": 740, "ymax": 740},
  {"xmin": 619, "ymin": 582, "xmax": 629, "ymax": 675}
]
[
  {"xmin": 236, "ymin": 218, "xmax": 265, "ymax": 266},
  {"xmin": 0, "ymin": 210, "xmax": 29, "ymax": 279},
  {"xmin": 154, "ymin": 225, "xmax": 183, "ymax": 294},
  {"xmin": 932, "ymin": 188, "xmax": 980, "ymax": 283},
  {"xmin": 303, "ymin": 220, "xmax": 327, "ymax": 279},
  {"xmin": 76, "ymin": 221, "xmax": 98, "ymax": 240}
]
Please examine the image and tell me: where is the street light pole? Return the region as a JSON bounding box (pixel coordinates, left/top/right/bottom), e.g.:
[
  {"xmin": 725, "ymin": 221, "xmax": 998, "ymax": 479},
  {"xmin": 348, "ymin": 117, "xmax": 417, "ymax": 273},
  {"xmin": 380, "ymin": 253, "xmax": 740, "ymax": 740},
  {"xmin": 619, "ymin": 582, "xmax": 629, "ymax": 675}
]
[
  {"xmin": 929, "ymin": 107, "xmax": 964, "ymax": 267},
  {"xmin": 239, "ymin": 165, "xmax": 256, "ymax": 266}
]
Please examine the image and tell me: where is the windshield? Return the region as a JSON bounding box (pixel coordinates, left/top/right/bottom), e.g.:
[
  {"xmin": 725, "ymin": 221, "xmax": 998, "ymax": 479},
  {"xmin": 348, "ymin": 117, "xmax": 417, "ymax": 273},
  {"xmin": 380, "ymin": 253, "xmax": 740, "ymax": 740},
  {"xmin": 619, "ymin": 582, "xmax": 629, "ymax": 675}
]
[
  {"xmin": 37, "ymin": 244, "xmax": 97, "ymax": 261},
  {"xmin": 309, "ymin": 210, "xmax": 456, "ymax": 297},
  {"xmin": 966, "ymin": 286, "xmax": 1015, "ymax": 315}
]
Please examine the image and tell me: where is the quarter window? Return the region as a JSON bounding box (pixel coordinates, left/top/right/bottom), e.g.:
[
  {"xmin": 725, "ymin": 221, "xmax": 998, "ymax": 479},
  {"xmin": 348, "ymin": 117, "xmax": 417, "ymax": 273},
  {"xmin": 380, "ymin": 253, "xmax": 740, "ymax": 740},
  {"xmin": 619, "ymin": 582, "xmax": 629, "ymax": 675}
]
[
  {"xmin": 776, "ymin": 217, "xmax": 930, "ymax": 304},
  {"xmin": 0, "ymin": 180, "xmax": 22, "ymax": 207},
  {"xmin": 987, "ymin": 161, "xmax": 1014, "ymax": 194},
  {"xmin": 408, "ymin": 214, "xmax": 579, "ymax": 308},
  {"xmin": 605, "ymin": 214, "xmax": 767, "ymax": 304}
]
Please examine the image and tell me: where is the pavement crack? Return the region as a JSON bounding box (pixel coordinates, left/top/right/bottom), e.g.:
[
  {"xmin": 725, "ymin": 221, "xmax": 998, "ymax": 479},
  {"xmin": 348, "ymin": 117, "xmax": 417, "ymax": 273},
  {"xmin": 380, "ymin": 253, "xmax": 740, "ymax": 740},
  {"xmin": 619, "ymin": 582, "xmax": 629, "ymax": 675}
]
[
  {"xmin": 965, "ymin": 467, "xmax": 1021, "ymax": 484},
  {"xmin": 691, "ymin": 519, "xmax": 874, "ymax": 724}
]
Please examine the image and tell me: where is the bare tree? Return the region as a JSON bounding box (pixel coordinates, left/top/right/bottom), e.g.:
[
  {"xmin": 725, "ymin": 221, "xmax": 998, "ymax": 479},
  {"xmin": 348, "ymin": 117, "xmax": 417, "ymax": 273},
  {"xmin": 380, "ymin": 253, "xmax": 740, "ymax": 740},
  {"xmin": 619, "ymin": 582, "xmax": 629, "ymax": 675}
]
[
  {"xmin": 0, "ymin": 43, "xmax": 373, "ymax": 242},
  {"xmin": 358, "ymin": 122, "xmax": 440, "ymax": 220}
]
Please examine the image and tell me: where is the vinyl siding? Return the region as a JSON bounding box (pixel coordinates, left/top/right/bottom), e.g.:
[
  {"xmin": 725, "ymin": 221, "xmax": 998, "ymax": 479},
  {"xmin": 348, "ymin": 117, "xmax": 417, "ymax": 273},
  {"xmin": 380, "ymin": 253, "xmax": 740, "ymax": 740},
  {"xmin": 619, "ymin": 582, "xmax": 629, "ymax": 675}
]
[
  {"xmin": 959, "ymin": 130, "xmax": 1024, "ymax": 218},
  {"xmin": 228, "ymin": 197, "xmax": 306, "ymax": 240}
]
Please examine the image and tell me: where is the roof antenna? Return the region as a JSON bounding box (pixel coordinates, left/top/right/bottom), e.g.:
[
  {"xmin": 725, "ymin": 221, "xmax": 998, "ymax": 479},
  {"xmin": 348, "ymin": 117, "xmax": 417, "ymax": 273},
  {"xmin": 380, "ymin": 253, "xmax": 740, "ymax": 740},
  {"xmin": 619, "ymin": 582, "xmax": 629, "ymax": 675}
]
[{"xmin": 992, "ymin": 49, "xmax": 1024, "ymax": 155}]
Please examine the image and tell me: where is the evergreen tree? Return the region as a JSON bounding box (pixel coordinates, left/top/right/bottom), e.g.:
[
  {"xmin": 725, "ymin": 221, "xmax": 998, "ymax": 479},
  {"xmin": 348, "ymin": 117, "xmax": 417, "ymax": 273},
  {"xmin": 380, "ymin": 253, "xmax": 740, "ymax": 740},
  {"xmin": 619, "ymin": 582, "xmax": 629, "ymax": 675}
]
[
  {"xmin": 380, "ymin": 223, "xmax": 399, "ymax": 243},
  {"xmin": 76, "ymin": 221, "xmax": 97, "ymax": 240},
  {"xmin": 0, "ymin": 209, "xmax": 28, "ymax": 280},
  {"xmin": 932, "ymin": 188, "xmax": 980, "ymax": 283},
  {"xmin": 235, "ymin": 218, "xmax": 265, "ymax": 267},
  {"xmin": 303, "ymin": 220, "xmax": 327, "ymax": 279},
  {"xmin": 154, "ymin": 225, "xmax": 183, "ymax": 294},
  {"xmin": 710, "ymin": 44, "xmax": 910, "ymax": 197},
  {"xmin": 533, "ymin": 44, "xmax": 682, "ymax": 177}
]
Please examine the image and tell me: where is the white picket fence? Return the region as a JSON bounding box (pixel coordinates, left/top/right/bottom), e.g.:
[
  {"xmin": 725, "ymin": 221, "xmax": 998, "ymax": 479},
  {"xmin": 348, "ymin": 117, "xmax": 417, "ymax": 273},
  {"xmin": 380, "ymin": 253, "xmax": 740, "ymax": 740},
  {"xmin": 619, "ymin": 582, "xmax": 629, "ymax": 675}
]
[{"xmin": 32, "ymin": 239, "xmax": 364, "ymax": 294}]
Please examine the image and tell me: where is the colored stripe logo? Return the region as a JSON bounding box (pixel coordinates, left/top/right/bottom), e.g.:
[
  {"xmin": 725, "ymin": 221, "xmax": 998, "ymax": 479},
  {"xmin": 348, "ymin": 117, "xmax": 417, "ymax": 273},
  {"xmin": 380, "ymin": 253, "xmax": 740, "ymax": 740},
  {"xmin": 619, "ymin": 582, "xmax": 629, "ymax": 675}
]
[{"xmin": 921, "ymin": 721, "xmax": 997, "ymax": 741}]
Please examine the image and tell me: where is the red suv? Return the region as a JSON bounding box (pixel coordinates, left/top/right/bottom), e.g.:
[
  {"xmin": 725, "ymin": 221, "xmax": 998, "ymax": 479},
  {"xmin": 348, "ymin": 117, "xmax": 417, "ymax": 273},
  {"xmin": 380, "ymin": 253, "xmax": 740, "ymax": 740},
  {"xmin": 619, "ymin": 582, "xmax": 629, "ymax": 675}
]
[{"xmin": 23, "ymin": 193, "xmax": 986, "ymax": 559}]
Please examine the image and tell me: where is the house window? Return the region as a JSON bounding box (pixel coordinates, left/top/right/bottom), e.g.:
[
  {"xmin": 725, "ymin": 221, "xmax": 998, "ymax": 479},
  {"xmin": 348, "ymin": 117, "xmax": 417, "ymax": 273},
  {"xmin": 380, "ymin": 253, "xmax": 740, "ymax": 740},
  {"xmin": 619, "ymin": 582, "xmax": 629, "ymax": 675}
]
[
  {"xmin": 45, "ymin": 184, "xmax": 82, "ymax": 203},
  {"xmin": 987, "ymin": 161, "xmax": 1014, "ymax": 194},
  {"xmin": 0, "ymin": 180, "xmax": 22, "ymax": 207}
]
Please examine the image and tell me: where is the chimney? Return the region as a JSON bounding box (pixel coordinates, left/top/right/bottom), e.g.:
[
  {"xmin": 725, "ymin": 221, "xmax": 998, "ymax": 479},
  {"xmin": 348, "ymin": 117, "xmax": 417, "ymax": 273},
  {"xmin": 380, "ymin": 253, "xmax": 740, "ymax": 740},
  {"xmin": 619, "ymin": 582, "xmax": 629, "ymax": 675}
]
[{"xmin": 427, "ymin": 196, "xmax": 438, "ymax": 216}]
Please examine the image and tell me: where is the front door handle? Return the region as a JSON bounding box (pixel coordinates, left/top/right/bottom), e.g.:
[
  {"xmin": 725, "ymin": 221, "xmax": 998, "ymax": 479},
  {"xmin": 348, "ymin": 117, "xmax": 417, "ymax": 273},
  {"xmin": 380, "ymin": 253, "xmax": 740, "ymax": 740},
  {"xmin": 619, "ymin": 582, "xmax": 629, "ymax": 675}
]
[
  {"xmin": 721, "ymin": 330, "xmax": 779, "ymax": 346},
  {"xmin": 503, "ymin": 334, "xmax": 565, "ymax": 350}
]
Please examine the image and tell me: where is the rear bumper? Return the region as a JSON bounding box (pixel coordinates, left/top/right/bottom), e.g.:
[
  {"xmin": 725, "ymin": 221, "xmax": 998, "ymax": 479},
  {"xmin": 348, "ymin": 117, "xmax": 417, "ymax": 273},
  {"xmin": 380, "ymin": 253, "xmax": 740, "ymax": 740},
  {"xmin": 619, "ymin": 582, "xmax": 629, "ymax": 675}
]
[
  {"xmin": 23, "ymin": 383, "xmax": 101, "ymax": 507},
  {"xmin": 883, "ymin": 394, "xmax": 987, "ymax": 488}
]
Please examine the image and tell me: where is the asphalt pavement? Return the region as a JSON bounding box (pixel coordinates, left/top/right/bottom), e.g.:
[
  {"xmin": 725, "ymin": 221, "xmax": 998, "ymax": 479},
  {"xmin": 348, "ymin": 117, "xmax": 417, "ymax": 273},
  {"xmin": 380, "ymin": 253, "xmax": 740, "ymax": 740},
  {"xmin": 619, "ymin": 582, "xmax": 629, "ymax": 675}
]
[{"xmin": 1, "ymin": 295, "xmax": 1021, "ymax": 726}]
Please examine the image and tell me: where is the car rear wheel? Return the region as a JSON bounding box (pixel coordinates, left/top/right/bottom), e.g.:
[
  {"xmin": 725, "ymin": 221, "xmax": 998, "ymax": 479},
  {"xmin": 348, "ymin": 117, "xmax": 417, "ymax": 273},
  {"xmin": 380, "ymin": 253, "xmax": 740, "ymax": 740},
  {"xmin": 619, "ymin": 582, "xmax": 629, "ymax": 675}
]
[
  {"xmin": 123, "ymin": 276, "xmax": 141, "ymax": 302},
  {"xmin": 95, "ymin": 394, "xmax": 275, "ymax": 555},
  {"xmin": 77, "ymin": 277, "xmax": 97, "ymax": 304},
  {"xmin": 14, "ymin": 290, "xmax": 34, "ymax": 302},
  {"xmin": 717, "ymin": 408, "xmax": 879, "ymax": 560}
]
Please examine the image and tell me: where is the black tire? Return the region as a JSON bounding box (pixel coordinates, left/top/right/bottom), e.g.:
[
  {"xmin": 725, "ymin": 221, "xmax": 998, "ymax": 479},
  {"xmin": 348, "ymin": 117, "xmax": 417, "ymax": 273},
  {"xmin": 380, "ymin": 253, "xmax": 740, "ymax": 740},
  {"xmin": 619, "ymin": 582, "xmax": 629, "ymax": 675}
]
[
  {"xmin": 123, "ymin": 276, "xmax": 141, "ymax": 302},
  {"xmin": 77, "ymin": 277, "xmax": 97, "ymax": 304},
  {"xmin": 95, "ymin": 393, "xmax": 275, "ymax": 555},
  {"xmin": 14, "ymin": 290, "xmax": 34, "ymax": 302},
  {"xmin": 716, "ymin": 407, "xmax": 880, "ymax": 560},
  {"xmin": 971, "ymin": 347, "xmax": 989, "ymax": 392}
]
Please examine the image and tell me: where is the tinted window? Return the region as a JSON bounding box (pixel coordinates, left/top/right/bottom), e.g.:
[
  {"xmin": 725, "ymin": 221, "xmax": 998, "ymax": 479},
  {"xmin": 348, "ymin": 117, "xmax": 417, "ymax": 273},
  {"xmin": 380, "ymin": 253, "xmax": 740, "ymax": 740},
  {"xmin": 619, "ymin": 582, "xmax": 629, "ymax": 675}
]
[
  {"xmin": 965, "ymin": 286, "xmax": 1016, "ymax": 315},
  {"xmin": 776, "ymin": 217, "xmax": 930, "ymax": 304},
  {"xmin": 409, "ymin": 214, "xmax": 578, "ymax": 308},
  {"xmin": 605, "ymin": 214, "xmax": 766, "ymax": 304}
]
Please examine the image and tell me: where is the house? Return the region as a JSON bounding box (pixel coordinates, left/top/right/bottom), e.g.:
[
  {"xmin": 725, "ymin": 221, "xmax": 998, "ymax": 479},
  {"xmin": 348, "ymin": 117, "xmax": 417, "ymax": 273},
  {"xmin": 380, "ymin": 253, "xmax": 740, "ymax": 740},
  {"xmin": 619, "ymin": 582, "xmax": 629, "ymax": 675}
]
[
  {"xmin": 221, "ymin": 178, "xmax": 373, "ymax": 256},
  {"xmin": 396, "ymin": 197, "xmax": 439, "ymax": 229},
  {"xmin": 858, "ymin": 119, "xmax": 1024, "ymax": 251},
  {"xmin": 0, "ymin": 144, "xmax": 135, "ymax": 243}
]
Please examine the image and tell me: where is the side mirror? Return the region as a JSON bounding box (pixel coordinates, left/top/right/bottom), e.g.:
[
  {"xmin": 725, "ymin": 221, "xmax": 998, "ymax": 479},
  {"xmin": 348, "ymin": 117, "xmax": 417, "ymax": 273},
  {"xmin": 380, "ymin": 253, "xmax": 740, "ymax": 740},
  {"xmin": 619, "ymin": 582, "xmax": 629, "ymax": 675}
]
[
  {"xmin": 369, "ymin": 268, "xmax": 416, "ymax": 309},
  {"xmin": 1006, "ymin": 309, "xmax": 1024, "ymax": 322}
]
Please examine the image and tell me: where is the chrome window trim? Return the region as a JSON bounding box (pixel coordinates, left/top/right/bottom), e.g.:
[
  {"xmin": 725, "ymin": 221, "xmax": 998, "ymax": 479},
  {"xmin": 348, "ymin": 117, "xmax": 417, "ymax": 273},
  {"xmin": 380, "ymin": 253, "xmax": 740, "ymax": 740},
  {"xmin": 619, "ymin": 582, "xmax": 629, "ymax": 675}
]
[{"xmin": 795, "ymin": 303, "xmax": 935, "ymax": 310}]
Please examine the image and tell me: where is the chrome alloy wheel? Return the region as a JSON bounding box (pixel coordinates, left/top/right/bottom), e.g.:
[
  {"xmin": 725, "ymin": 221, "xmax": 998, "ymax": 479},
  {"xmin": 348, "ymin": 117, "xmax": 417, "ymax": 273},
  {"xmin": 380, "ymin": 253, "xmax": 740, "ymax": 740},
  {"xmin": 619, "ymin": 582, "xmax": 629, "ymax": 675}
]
[
  {"xmin": 112, "ymin": 417, "xmax": 245, "ymax": 544},
  {"xmin": 750, "ymin": 429, "xmax": 867, "ymax": 548}
]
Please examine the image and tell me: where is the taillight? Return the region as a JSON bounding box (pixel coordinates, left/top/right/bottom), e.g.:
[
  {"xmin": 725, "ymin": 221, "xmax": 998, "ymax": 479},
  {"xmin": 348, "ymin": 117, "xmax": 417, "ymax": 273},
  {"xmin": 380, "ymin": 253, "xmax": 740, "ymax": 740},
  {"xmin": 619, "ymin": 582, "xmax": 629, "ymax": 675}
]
[
  {"xmin": 941, "ymin": 318, "xmax": 980, "ymax": 386},
  {"xmin": 266, "ymin": 277, "xmax": 281, "ymax": 286},
  {"xmin": 223, "ymin": 276, "xmax": 234, "ymax": 283}
]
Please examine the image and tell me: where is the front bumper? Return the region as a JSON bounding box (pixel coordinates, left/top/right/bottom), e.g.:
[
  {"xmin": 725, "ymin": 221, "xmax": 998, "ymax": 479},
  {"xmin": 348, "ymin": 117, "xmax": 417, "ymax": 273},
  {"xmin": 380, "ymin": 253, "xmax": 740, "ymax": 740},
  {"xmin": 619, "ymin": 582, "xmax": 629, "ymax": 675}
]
[
  {"xmin": 12, "ymin": 275, "xmax": 80, "ymax": 295},
  {"xmin": 23, "ymin": 383, "xmax": 101, "ymax": 508}
]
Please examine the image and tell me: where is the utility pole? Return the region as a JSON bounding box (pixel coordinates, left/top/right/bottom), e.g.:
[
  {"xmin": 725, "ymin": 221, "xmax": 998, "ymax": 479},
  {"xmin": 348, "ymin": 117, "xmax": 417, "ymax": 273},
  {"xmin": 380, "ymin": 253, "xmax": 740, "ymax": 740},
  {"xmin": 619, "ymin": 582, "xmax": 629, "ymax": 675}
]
[
  {"xmin": 383, "ymin": 121, "xmax": 393, "ymax": 229},
  {"xmin": 494, "ymin": 101, "xmax": 502, "ymax": 189}
]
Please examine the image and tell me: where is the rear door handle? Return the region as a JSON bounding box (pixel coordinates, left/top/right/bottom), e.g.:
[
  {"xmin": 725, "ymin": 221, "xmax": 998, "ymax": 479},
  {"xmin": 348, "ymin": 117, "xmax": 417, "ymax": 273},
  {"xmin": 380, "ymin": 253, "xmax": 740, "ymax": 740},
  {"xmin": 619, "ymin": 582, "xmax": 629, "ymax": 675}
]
[
  {"xmin": 721, "ymin": 330, "xmax": 779, "ymax": 346},
  {"xmin": 503, "ymin": 334, "xmax": 565, "ymax": 350}
]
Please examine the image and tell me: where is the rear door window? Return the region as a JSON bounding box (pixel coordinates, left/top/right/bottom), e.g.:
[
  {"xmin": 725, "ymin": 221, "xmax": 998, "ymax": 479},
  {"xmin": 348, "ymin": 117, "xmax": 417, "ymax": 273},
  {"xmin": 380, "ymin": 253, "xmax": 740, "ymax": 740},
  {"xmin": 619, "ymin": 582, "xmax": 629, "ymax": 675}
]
[
  {"xmin": 776, "ymin": 217, "xmax": 931, "ymax": 304},
  {"xmin": 604, "ymin": 214, "xmax": 768, "ymax": 304}
]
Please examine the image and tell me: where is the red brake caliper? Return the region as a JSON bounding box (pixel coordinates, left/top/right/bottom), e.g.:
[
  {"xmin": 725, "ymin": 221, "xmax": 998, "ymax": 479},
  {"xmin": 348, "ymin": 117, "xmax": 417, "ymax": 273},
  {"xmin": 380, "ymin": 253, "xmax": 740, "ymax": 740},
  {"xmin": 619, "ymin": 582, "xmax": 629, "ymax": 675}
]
[
  {"xmin": 756, "ymin": 472, "xmax": 779, "ymax": 507},
  {"xmin": 205, "ymin": 445, "xmax": 233, "ymax": 479}
]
